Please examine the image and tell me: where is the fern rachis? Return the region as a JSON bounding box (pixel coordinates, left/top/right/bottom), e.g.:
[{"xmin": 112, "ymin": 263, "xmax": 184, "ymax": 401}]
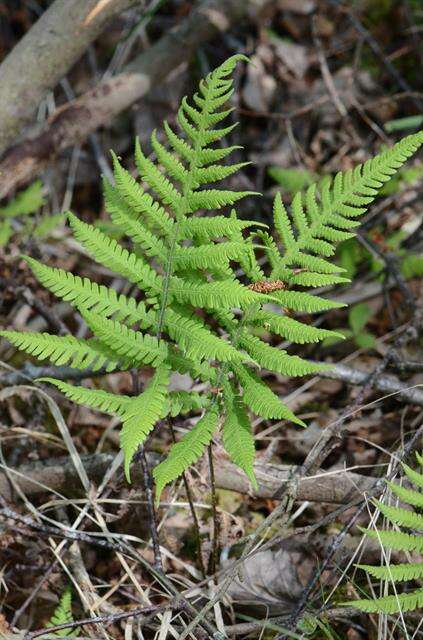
[{"xmin": 1, "ymin": 56, "xmax": 422, "ymax": 499}]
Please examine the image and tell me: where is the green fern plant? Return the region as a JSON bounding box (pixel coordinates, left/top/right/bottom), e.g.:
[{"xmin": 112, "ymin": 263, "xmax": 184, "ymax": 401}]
[
  {"xmin": 41, "ymin": 586, "xmax": 77, "ymax": 637},
  {"xmin": 1, "ymin": 55, "xmax": 422, "ymax": 499},
  {"xmin": 0, "ymin": 180, "xmax": 64, "ymax": 246},
  {"xmin": 352, "ymin": 452, "xmax": 423, "ymax": 615}
]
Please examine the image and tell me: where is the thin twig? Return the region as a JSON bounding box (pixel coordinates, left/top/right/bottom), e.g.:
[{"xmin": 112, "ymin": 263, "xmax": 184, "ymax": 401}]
[
  {"xmin": 139, "ymin": 445, "xmax": 163, "ymax": 572},
  {"xmin": 207, "ymin": 442, "xmax": 219, "ymax": 578}
]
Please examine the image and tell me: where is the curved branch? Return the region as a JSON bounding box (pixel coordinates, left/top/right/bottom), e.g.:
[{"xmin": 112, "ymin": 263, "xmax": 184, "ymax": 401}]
[
  {"xmin": 0, "ymin": 0, "xmax": 251, "ymax": 199},
  {"xmin": 0, "ymin": 453, "xmax": 375, "ymax": 504},
  {"xmin": 0, "ymin": 0, "xmax": 138, "ymax": 156}
]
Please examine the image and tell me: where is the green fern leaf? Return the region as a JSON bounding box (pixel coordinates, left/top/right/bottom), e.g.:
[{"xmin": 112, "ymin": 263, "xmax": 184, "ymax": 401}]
[
  {"xmin": 68, "ymin": 213, "xmax": 162, "ymax": 294},
  {"xmin": 39, "ymin": 378, "xmax": 130, "ymax": 415},
  {"xmin": 165, "ymin": 306, "xmax": 244, "ymax": 363},
  {"xmin": 232, "ymin": 363, "xmax": 305, "ymax": 426},
  {"xmin": 187, "ymin": 189, "xmax": 257, "ymax": 212},
  {"xmin": 173, "ymin": 241, "xmax": 248, "ymax": 271},
  {"xmin": 222, "ymin": 382, "xmax": 257, "ymax": 487},
  {"xmin": 153, "ymin": 407, "xmax": 218, "ymax": 501},
  {"xmin": 362, "ymin": 528, "xmax": 423, "ymax": 553},
  {"xmin": 273, "ymin": 132, "xmax": 423, "ymax": 274},
  {"xmin": 168, "ymin": 277, "xmax": 274, "ymax": 310},
  {"xmin": 374, "ymin": 500, "xmax": 423, "ymax": 530},
  {"xmin": 239, "ymin": 333, "xmax": 327, "ymax": 376},
  {"xmin": 387, "ymin": 480, "xmax": 423, "ymax": 508},
  {"xmin": 45, "ymin": 586, "xmax": 77, "ymax": 637},
  {"xmin": 271, "ymin": 289, "xmax": 346, "ymax": 313},
  {"xmin": 24, "ymin": 257, "xmax": 156, "ymax": 327},
  {"xmin": 352, "ymin": 589, "xmax": 423, "ymax": 614},
  {"xmin": 179, "ymin": 216, "xmax": 265, "ymax": 239},
  {"xmin": 0, "ymin": 331, "xmax": 120, "ymax": 371},
  {"xmin": 249, "ymin": 310, "xmax": 344, "ymax": 344},
  {"xmin": 104, "ymin": 178, "xmax": 168, "ymax": 260},
  {"xmin": 105, "ymin": 164, "xmax": 174, "ymax": 238},
  {"xmin": 402, "ymin": 462, "xmax": 423, "ymax": 488},
  {"xmin": 82, "ymin": 311, "xmax": 167, "ymax": 367},
  {"xmin": 356, "ymin": 563, "xmax": 423, "ymax": 582},
  {"xmin": 121, "ymin": 367, "xmax": 170, "ymax": 481}
]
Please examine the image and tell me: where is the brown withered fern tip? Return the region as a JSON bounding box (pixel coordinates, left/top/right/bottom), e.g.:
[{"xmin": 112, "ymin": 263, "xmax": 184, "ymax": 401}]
[{"xmin": 248, "ymin": 280, "xmax": 286, "ymax": 293}]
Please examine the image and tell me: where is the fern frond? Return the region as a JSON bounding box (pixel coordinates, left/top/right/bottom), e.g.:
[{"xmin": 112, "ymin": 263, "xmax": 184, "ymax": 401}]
[
  {"xmin": 249, "ymin": 309, "xmax": 344, "ymax": 344},
  {"xmin": 0, "ymin": 331, "xmax": 120, "ymax": 371},
  {"xmin": 38, "ymin": 378, "xmax": 130, "ymax": 415},
  {"xmin": 45, "ymin": 586, "xmax": 77, "ymax": 637},
  {"xmin": 68, "ymin": 213, "xmax": 161, "ymax": 294},
  {"xmin": 105, "ymin": 168, "xmax": 174, "ymax": 239},
  {"xmin": 232, "ymin": 363, "xmax": 305, "ymax": 426},
  {"xmin": 135, "ymin": 138, "xmax": 183, "ymax": 211},
  {"xmin": 153, "ymin": 408, "xmax": 218, "ymax": 502},
  {"xmin": 374, "ymin": 500, "xmax": 423, "ymax": 530},
  {"xmin": 165, "ymin": 306, "xmax": 244, "ymax": 363},
  {"xmin": 104, "ymin": 179, "xmax": 168, "ymax": 260},
  {"xmin": 168, "ymin": 277, "xmax": 274, "ymax": 310},
  {"xmin": 166, "ymin": 391, "xmax": 209, "ymax": 417},
  {"xmin": 222, "ymin": 382, "xmax": 257, "ymax": 487},
  {"xmin": 151, "ymin": 130, "xmax": 189, "ymax": 184},
  {"xmin": 82, "ymin": 311, "xmax": 167, "ymax": 367},
  {"xmin": 121, "ymin": 367, "xmax": 170, "ymax": 480},
  {"xmin": 356, "ymin": 563, "xmax": 423, "ymax": 582},
  {"xmin": 186, "ymin": 189, "xmax": 257, "ymax": 213},
  {"xmin": 352, "ymin": 589, "xmax": 423, "ymax": 615},
  {"xmin": 271, "ymin": 289, "xmax": 346, "ymax": 313},
  {"xmin": 387, "ymin": 480, "xmax": 423, "ymax": 508},
  {"xmin": 362, "ymin": 529, "xmax": 423, "ymax": 553},
  {"xmin": 193, "ymin": 162, "xmax": 250, "ymax": 186},
  {"xmin": 273, "ymin": 132, "xmax": 423, "ymax": 274},
  {"xmin": 173, "ymin": 241, "xmax": 248, "ymax": 271},
  {"xmin": 24, "ymin": 257, "xmax": 156, "ymax": 327},
  {"xmin": 239, "ymin": 333, "xmax": 327, "ymax": 376},
  {"xmin": 402, "ymin": 462, "xmax": 423, "ymax": 488},
  {"xmin": 179, "ymin": 216, "xmax": 265, "ymax": 239}
]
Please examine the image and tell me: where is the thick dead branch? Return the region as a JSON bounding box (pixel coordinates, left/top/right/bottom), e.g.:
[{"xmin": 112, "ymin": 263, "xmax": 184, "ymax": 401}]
[
  {"xmin": 0, "ymin": 0, "xmax": 138, "ymax": 156},
  {"xmin": 0, "ymin": 0, "xmax": 254, "ymax": 199},
  {"xmin": 317, "ymin": 362, "xmax": 423, "ymax": 406},
  {"xmin": 0, "ymin": 453, "xmax": 375, "ymax": 504}
]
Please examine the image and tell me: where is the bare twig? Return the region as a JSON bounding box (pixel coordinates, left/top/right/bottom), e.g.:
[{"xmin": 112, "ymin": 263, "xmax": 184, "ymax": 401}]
[
  {"xmin": 207, "ymin": 443, "xmax": 219, "ymax": 577},
  {"xmin": 26, "ymin": 602, "xmax": 182, "ymax": 639},
  {"xmin": 317, "ymin": 363, "xmax": 423, "ymax": 406}
]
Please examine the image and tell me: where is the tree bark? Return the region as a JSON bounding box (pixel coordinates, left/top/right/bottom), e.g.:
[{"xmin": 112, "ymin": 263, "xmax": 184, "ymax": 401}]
[
  {"xmin": 0, "ymin": 0, "xmax": 138, "ymax": 156},
  {"xmin": 0, "ymin": 0, "xmax": 252, "ymax": 200},
  {"xmin": 0, "ymin": 453, "xmax": 376, "ymax": 504}
]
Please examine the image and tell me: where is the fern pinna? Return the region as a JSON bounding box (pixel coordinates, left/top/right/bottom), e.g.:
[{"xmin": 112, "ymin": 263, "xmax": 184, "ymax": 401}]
[
  {"xmin": 352, "ymin": 452, "xmax": 423, "ymax": 615},
  {"xmin": 1, "ymin": 56, "xmax": 422, "ymax": 498}
]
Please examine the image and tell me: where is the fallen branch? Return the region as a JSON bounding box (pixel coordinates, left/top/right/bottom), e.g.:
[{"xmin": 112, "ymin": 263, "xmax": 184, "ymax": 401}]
[
  {"xmin": 317, "ymin": 362, "xmax": 423, "ymax": 406},
  {"xmin": 0, "ymin": 453, "xmax": 375, "ymax": 505},
  {"xmin": 2, "ymin": 360, "xmax": 422, "ymax": 405},
  {"xmin": 0, "ymin": 0, "xmax": 138, "ymax": 156},
  {"xmin": 0, "ymin": 0, "xmax": 255, "ymax": 199}
]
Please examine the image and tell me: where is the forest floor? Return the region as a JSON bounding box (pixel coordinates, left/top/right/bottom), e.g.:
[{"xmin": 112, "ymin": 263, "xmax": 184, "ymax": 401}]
[{"xmin": 0, "ymin": 1, "xmax": 422, "ymax": 638}]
